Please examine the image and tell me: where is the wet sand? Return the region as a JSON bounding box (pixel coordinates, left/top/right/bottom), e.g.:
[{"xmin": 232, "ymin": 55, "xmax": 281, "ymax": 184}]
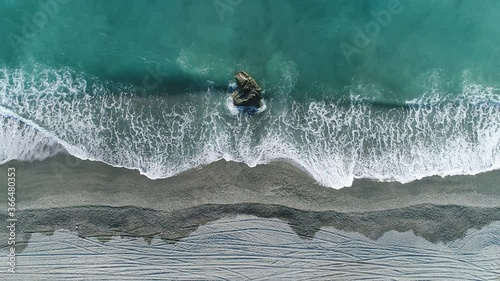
[
  {"xmin": 2, "ymin": 154, "xmax": 500, "ymax": 213},
  {"xmin": 0, "ymin": 155, "xmax": 499, "ymax": 279},
  {"xmin": 0, "ymin": 154, "xmax": 499, "ymax": 245}
]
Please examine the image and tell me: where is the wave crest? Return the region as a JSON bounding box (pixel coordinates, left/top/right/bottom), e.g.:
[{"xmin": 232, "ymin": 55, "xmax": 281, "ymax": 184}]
[{"xmin": 1, "ymin": 66, "xmax": 500, "ymax": 188}]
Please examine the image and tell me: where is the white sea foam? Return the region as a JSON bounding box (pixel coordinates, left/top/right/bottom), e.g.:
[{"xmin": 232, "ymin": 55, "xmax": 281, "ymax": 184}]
[
  {"xmin": 0, "ymin": 107, "xmax": 66, "ymax": 164},
  {"xmin": 1, "ymin": 66, "xmax": 499, "ymax": 188},
  {"xmin": 225, "ymin": 95, "xmax": 268, "ymax": 116}
]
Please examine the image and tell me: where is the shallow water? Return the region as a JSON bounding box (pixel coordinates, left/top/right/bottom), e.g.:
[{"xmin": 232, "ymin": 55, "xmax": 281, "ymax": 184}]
[
  {"xmin": 2, "ymin": 1, "xmax": 500, "ymax": 188},
  {"xmin": 1, "ymin": 1, "xmax": 500, "ymax": 279}
]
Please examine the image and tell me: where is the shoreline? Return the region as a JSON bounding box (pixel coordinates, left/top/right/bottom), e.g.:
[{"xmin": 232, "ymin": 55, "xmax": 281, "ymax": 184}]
[
  {"xmin": 1, "ymin": 154, "xmax": 499, "ymax": 213},
  {"xmin": 0, "ymin": 154, "xmax": 499, "ymax": 251},
  {"xmin": 0, "ymin": 154, "xmax": 499, "ymax": 279}
]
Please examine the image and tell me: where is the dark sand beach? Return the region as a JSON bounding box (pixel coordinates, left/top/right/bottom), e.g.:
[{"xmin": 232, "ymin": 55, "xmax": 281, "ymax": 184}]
[
  {"xmin": 2, "ymin": 1, "xmax": 500, "ymax": 279},
  {"xmin": 1, "ymin": 155, "xmax": 499, "ymax": 279},
  {"xmin": 4, "ymin": 155, "xmax": 500, "ymax": 213}
]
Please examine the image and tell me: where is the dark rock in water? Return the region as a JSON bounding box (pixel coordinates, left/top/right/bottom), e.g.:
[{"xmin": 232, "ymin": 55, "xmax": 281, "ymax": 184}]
[{"xmin": 231, "ymin": 71, "xmax": 263, "ymax": 108}]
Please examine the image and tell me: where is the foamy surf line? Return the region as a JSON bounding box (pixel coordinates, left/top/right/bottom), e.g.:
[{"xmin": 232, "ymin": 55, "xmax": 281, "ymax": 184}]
[
  {"xmin": 0, "ymin": 106, "xmax": 173, "ymax": 176},
  {"xmin": 1, "ymin": 66, "xmax": 500, "ymax": 188}
]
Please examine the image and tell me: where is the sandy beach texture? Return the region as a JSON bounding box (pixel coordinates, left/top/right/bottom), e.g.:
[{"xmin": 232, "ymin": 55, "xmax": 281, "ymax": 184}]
[{"xmin": 0, "ymin": 155, "xmax": 499, "ymax": 279}]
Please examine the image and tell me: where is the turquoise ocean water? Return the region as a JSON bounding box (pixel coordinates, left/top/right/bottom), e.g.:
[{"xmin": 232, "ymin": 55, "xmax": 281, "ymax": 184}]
[{"xmin": 1, "ymin": 0, "xmax": 500, "ymax": 188}]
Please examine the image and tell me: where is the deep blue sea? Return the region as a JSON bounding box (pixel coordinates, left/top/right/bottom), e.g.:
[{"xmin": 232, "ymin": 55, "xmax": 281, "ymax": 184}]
[{"xmin": 1, "ymin": 0, "xmax": 500, "ymax": 188}]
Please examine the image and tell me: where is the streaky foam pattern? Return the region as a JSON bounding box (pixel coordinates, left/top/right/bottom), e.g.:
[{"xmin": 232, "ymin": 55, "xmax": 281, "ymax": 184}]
[
  {"xmin": 1, "ymin": 66, "xmax": 499, "ymax": 188},
  {"xmin": 0, "ymin": 108, "xmax": 65, "ymax": 165}
]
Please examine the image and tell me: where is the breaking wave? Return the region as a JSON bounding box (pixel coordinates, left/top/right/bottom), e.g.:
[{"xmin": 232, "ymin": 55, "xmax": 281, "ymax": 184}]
[{"xmin": 1, "ymin": 66, "xmax": 499, "ymax": 189}]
